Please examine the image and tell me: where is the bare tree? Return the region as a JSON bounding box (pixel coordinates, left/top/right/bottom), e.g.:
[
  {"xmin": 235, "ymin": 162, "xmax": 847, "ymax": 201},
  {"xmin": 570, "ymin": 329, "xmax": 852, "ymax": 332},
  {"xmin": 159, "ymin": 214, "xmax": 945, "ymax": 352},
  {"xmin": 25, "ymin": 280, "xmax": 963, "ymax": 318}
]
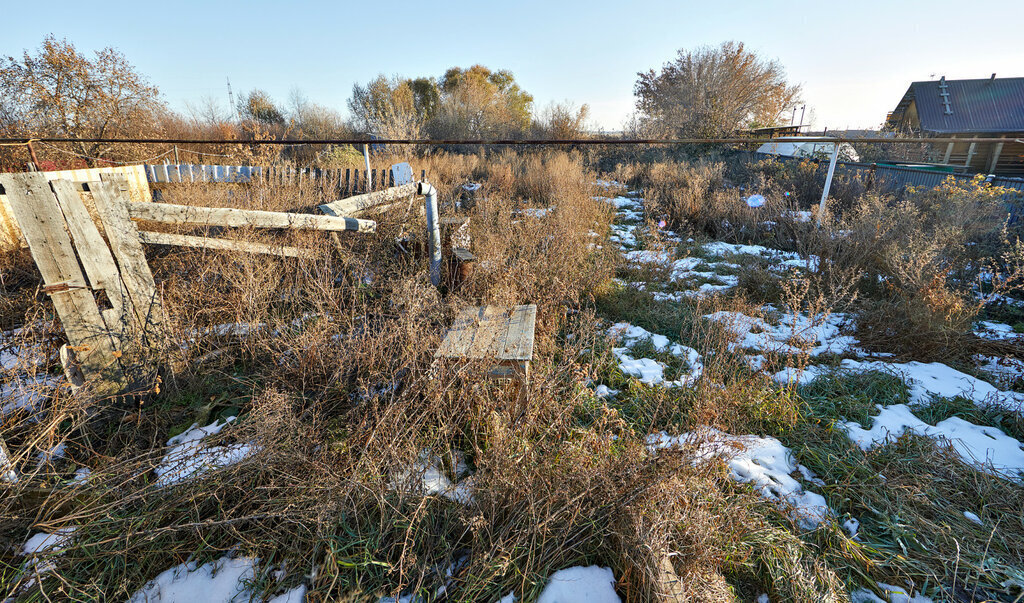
[
  {"xmin": 532, "ymin": 101, "xmax": 590, "ymax": 139},
  {"xmin": 185, "ymin": 94, "xmax": 233, "ymax": 128},
  {"xmin": 634, "ymin": 41, "xmax": 801, "ymax": 138},
  {"xmin": 348, "ymin": 75, "xmax": 424, "ymax": 139},
  {"xmin": 0, "ymin": 36, "xmax": 165, "ymax": 166}
]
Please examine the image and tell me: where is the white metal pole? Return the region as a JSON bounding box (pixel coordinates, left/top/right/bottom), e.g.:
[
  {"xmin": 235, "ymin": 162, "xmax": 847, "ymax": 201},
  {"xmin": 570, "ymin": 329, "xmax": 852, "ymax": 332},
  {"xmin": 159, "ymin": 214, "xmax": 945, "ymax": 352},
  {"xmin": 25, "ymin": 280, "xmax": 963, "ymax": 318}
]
[
  {"xmin": 362, "ymin": 144, "xmax": 372, "ymax": 191},
  {"xmin": 419, "ymin": 181, "xmax": 442, "ymax": 287},
  {"xmin": 817, "ymin": 142, "xmax": 840, "ymax": 227}
]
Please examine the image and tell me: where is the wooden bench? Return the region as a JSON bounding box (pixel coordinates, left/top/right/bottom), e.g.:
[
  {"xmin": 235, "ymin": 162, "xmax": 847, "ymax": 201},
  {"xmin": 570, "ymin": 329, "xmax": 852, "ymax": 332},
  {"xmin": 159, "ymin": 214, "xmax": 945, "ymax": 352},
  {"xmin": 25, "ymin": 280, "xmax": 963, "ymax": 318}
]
[{"xmin": 435, "ymin": 304, "xmax": 537, "ymax": 404}]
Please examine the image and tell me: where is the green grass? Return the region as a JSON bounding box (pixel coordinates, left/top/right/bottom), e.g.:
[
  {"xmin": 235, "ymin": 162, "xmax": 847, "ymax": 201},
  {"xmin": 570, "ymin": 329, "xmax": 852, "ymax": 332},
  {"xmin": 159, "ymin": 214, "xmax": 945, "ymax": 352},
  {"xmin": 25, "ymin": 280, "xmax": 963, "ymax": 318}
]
[{"xmin": 797, "ymin": 370, "xmax": 909, "ymax": 426}]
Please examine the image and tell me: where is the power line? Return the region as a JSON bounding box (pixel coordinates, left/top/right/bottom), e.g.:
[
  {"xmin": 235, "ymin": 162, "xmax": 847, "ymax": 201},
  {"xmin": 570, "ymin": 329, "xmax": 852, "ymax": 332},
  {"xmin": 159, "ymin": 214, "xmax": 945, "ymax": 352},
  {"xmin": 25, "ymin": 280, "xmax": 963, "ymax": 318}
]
[
  {"xmin": 0, "ymin": 136, "xmax": 1013, "ymax": 146},
  {"xmin": 36, "ymin": 141, "xmax": 176, "ymax": 164}
]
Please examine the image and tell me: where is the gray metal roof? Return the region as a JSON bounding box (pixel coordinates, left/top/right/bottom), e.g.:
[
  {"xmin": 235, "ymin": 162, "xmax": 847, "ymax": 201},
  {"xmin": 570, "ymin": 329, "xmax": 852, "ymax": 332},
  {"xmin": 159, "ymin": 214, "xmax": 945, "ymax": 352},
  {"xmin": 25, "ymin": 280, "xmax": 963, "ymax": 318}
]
[{"xmin": 890, "ymin": 77, "xmax": 1024, "ymax": 134}]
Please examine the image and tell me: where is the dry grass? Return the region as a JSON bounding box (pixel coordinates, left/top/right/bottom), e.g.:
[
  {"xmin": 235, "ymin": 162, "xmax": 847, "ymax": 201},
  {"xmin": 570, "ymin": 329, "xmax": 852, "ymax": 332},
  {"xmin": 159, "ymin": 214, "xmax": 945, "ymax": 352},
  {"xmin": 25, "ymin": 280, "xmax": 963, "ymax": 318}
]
[{"xmin": 2, "ymin": 149, "xmax": 1024, "ymax": 602}]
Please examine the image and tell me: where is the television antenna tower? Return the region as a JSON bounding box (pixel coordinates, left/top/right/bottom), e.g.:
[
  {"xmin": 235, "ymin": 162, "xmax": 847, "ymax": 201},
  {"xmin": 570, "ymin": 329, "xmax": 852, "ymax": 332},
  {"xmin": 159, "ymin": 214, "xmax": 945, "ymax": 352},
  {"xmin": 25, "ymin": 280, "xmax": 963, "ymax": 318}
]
[{"xmin": 226, "ymin": 77, "xmax": 238, "ymax": 121}]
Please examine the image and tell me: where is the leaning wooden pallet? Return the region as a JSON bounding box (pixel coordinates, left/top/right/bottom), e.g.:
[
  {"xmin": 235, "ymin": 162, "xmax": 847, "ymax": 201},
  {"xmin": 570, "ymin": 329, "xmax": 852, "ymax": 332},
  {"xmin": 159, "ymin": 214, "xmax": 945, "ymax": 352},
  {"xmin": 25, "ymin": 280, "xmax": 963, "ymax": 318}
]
[
  {"xmin": 0, "ymin": 173, "xmax": 384, "ymax": 395},
  {"xmin": 0, "ymin": 173, "xmax": 131, "ymax": 394}
]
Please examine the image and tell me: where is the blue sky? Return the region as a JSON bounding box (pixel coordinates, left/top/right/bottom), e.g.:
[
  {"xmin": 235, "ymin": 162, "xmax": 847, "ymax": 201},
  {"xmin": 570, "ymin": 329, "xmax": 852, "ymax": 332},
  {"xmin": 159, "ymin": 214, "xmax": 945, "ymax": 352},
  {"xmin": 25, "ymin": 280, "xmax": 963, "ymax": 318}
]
[{"xmin": 4, "ymin": 0, "xmax": 1022, "ymax": 131}]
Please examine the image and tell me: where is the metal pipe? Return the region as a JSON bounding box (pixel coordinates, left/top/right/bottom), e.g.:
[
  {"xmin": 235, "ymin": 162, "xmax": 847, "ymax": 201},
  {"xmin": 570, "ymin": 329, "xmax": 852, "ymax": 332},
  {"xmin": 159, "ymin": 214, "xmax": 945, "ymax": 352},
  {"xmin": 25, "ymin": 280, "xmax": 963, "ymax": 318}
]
[
  {"xmin": 362, "ymin": 144, "xmax": 371, "ymax": 191},
  {"xmin": 817, "ymin": 142, "xmax": 841, "ymax": 227},
  {"xmin": 418, "ymin": 180, "xmax": 442, "ymax": 287}
]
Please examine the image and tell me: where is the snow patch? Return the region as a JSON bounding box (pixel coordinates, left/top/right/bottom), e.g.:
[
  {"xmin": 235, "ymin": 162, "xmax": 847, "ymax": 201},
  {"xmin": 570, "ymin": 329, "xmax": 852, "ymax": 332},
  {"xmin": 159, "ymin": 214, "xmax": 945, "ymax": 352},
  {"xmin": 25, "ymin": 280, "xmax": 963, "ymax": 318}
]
[
  {"xmin": 537, "ymin": 566, "xmax": 620, "ymax": 603},
  {"xmin": 393, "ymin": 451, "xmax": 475, "ymax": 505},
  {"xmin": 706, "ymin": 310, "xmax": 857, "ymax": 357},
  {"xmin": 849, "ymin": 583, "xmax": 934, "ymax": 603},
  {"xmin": 647, "ymin": 428, "xmax": 834, "ymax": 529},
  {"xmin": 129, "ymin": 555, "xmax": 304, "ymax": 603},
  {"xmin": 608, "ymin": 323, "xmax": 703, "ymax": 387},
  {"xmin": 843, "ymin": 403, "xmax": 1024, "ymax": 479},
  {"xmin": 154, "ymin": 418, "xmax": 254, "ymax": 486}
]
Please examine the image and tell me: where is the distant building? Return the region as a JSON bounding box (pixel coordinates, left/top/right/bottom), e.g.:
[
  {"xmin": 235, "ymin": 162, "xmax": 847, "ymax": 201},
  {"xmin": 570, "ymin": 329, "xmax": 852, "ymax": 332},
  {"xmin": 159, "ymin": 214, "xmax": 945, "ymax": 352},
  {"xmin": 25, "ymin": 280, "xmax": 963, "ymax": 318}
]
[
  {"xmin": 756, "ymin": 137, "xmax": 860, "ymax": 162},
  {"xmin": 886, "ymin": 75, "xmax": 1024, "ymax": 175}
]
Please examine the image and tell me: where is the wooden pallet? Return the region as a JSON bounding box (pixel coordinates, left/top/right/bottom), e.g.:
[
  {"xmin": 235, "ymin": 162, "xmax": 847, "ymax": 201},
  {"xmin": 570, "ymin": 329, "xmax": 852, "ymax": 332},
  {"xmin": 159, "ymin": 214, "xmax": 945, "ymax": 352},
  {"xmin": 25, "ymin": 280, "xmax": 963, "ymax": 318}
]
[
  {"xmin": 435, "ymin": 305, "xmax": 537, "ymax": 403},
  {"xmin": 0, "ymin": 172, "xmax": 168, "ymax": 394}
]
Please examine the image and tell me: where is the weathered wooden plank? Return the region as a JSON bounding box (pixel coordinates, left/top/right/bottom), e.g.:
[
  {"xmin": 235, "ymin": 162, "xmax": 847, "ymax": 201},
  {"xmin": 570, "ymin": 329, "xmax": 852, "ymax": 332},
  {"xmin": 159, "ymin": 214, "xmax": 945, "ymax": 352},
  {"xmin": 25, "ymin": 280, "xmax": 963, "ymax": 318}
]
[
  {"xmin": 500, "ymin": 304, "xmax": 536, "ymax": 361},
  {"xmin": 93, "ymin": 176, "xmax": 169, "ymax": 347},
  {"xmin": 139, "ymin": 231, "xmax": 310, "ymax": 258},
  {"xmin": 0, "ymin": 174, "xmax": 87, "ymax": 289},
  {"xmin": 319, "ymin": 182, "xmax": 418, "ymax": 217},
  {"xmin": 436, "ymin": 306, "xmax": 482, "ymax": 358},
  {"xmin": 0, "ymin": 173, "xmax": 125, "ymax": 390},
  {"xmin": 128, "ymin": 202, "xmax": 376, "ymax": 233},
  {"xmin": 435, "ymin": 305, "xmax": 536, "ymax": 362},
  {"xmin": 50, "ymin": 179, "xmax": 129, "ymax": 324},
  {"xmin": 468, "ymin": 306, "xmax": 508, "ymax": 360}
]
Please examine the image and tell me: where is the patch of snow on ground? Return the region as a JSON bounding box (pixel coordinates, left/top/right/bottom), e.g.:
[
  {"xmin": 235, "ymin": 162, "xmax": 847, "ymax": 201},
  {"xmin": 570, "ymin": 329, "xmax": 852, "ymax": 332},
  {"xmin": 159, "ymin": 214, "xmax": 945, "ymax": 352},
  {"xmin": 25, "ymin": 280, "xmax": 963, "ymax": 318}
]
[
  {"xmin": 1, "ymin": 446, "xmax": 16, "ymax": 482},
  {"xmin": 702, "ymin": 242, "xmax": 820, "ymax": 272},
  {"xmin": 975, "ymin": 320, "xmax": 1020, "ymax": 341},
  {"xmin": 975, "ymin": 354, "xmax": 1024, "ymax": 388},
  {"xmin": 537, "ymin": 566, "xmax": 620, "ymax": 603},
  {"xmin": 22, "ymin": 527, "xmax": 76, "ymax": 556},
  {"xmin": 773, "ymin": 364, "xmax": 831, "ymax": 386},
  {"xmin": 610, "ymin": 224, "xmax": 637, "ymax": 248},
  {"xmin": 647, "ymin": 428, "xmax": 834, "ymax": 529},
  {"xmin": 606, "ymin": 196, "xmax": 639, "ymax": 210},
  {"xmin": 842, "ymin": 403, "xmax": 1024, "ymax": 479},
  {"xmin": 849, "ymin": 583, "xmax": 934, "ymax": 603},
  {"xmin": 394, "ymin": 451, "xmax": 475, "ymax": 505},
  {"xmin": 837, "ymin": 359, "xmax": 1023, "ymax": 412},
  {"xmin": 522, "ymin": 206, "xmax": 555, "ymax": 218},
  {"xmin": 781, "ymin": 210, "xmax": 813, "ymax": 223},
  {"xmin": 706, "ymin": 310, "xmax": 857, "ymax": 357},
  {"xmin": 154, "ymin": 417, "xmax": 254, "ymax": 486},
  {"xmin": 1, "ymin": 375, "xmax": 59, "ymax": 419},
  {"xmin": 129, "ymin": 555, "xmax": 304, "ymax": 603},
  {"xmin": 20, "ymin": 527, "xmax": 77, "ymax": 574},
  {"xmin": 608, "ymin": 323, "xmax": 703, "ymax": 387}
]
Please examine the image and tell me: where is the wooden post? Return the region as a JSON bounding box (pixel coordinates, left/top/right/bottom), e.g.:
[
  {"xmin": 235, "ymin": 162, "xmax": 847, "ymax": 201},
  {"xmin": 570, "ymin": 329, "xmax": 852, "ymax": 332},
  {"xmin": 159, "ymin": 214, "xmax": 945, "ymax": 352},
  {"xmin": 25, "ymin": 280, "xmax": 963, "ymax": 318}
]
[
  {"xmin": 988, "ymin": 140, "xmax": 1005, "ymax": 173},
  {"xmin": 26, "ymin": 141, "xmax": 41, "ymax": 169},
  {"xmin": 173, "ymin": 145, "xmax": 180, "ymax": 164},
  {"xmin": 965, "ymin": 142, "xmax": 977, "ymax": 169}
]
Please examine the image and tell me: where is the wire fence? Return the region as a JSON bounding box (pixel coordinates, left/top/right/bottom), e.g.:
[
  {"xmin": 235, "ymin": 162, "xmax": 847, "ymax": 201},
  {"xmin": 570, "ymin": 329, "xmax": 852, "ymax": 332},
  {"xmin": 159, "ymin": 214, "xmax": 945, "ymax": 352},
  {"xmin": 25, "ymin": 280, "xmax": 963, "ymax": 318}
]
[{"xmin": 745, "ymin": 151, "xmax": 1024, "ymax": 195}]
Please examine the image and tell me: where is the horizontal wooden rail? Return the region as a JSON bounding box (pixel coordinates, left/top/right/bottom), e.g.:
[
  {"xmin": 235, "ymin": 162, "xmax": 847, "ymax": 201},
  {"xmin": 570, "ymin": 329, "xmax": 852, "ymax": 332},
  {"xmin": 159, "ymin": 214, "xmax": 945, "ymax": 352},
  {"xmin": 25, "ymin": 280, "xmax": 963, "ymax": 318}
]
[
  {"xmin": 129, "ymin": 202, "xmax": 376, "ymax": 233},
  {"xmin": 138, "ymin": 231, "xmax": 310, "ymax": 258},
  {"xmin": 319, "ymin": 182, "xmax": 418, "ymax": 217}
]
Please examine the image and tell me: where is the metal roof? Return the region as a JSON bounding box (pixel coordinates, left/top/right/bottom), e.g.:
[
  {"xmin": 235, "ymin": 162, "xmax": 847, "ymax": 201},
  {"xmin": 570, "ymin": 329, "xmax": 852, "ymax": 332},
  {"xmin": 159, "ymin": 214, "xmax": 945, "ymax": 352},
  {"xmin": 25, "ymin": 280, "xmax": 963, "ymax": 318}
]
[{"xmin": 889, "ymin": 77, "xmax": 1024, "ymax": 134}]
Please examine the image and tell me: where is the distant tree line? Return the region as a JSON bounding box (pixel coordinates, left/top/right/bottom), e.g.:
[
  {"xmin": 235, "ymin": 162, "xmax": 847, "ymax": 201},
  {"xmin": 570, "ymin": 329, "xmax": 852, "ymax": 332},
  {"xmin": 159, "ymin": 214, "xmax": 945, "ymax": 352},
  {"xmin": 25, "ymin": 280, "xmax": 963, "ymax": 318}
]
[{"xmin": 0, "ymin": 36, "xmax": 803, "ymax": 169}]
